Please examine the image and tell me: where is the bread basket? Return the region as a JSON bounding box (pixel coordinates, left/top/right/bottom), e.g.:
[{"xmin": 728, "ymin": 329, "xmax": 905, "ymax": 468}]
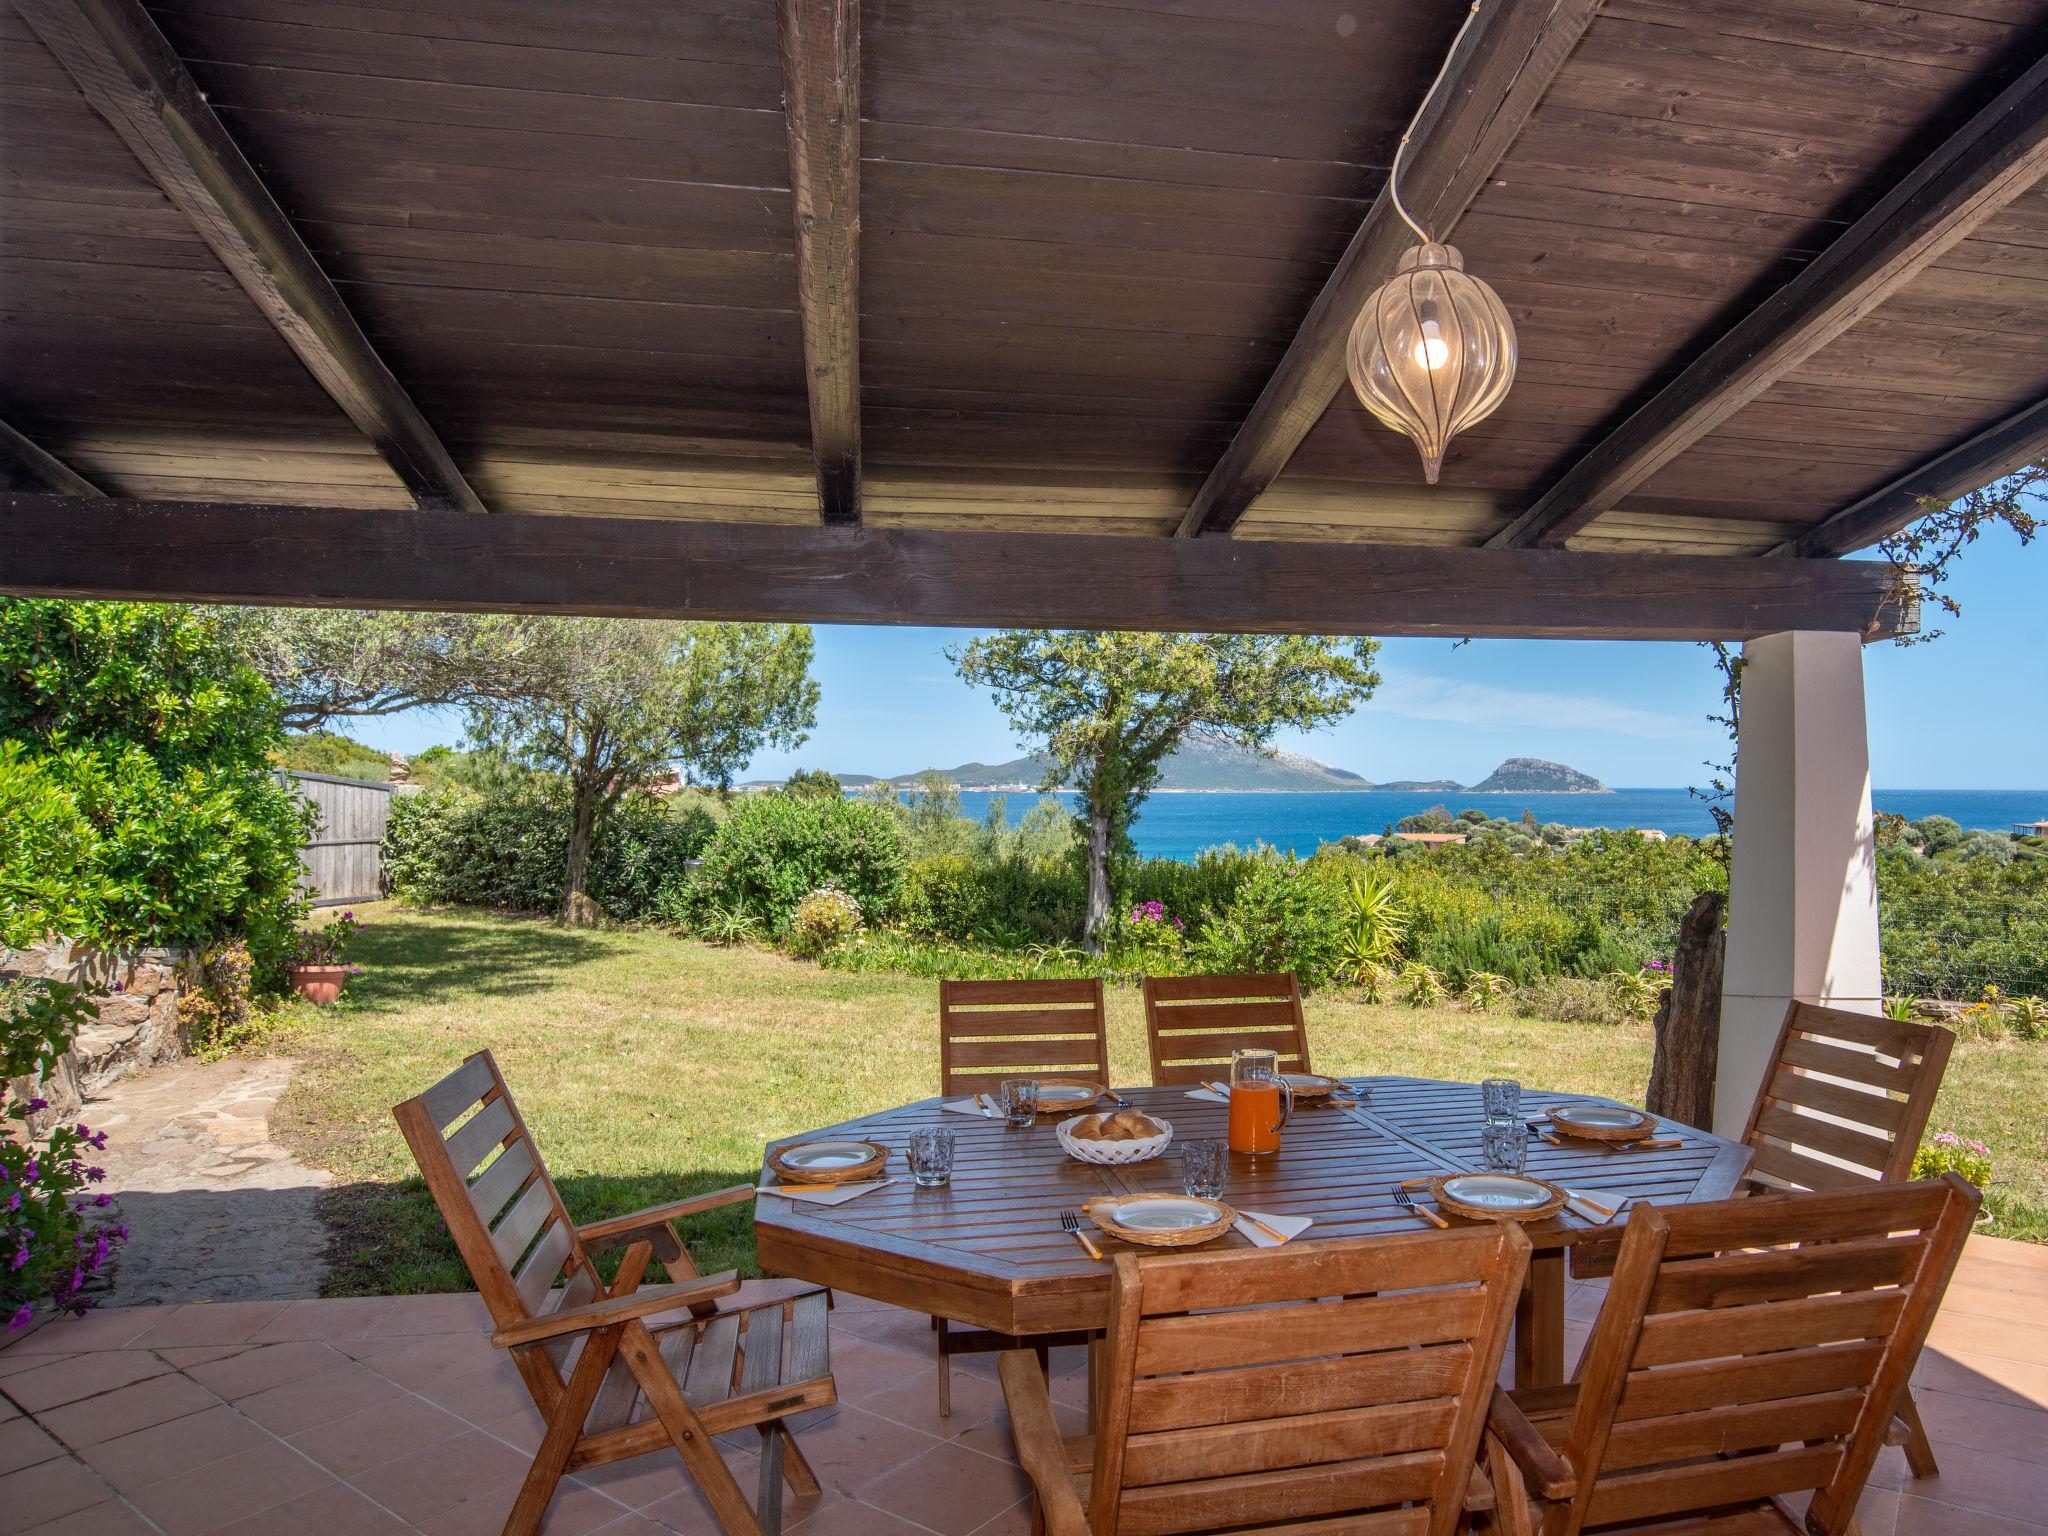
[{"xmin": 1056, "ymin": 1113, "xmax": 1174, "ymax": 1166}]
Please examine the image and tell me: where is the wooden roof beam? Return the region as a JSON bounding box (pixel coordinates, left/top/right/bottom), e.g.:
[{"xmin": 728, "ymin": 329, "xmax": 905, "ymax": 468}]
[
  {"xmin": 0, "ymin": 421, "xmax": 102, "ymax": 497},
  {"xmin": 15, "ymin": 0, "xmax": 486, "ymax": 514},
  {"xmin": 1769, "ymin": 394, "xmax": 2048, "ymax": 559},
  {"xmin": 1174, "ymin": 0, "xmax": 1601, "ymax": 540},
  {"xmin": 778, "ymin": 0, "xmax": 862, "ymax": 526},
  {"xmin": 1489, "ymin": 51, "xmax": 2048, "ymax": 551},
  {"xmin": 0, "ymin": 493, "xmax": 1913, "ymax": 643}
]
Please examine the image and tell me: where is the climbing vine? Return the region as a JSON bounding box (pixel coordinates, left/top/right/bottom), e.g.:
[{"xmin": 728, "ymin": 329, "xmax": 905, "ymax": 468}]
[{"xmin": 1879, "ymin": 466, "xmax": 2040, "ymax": 645}]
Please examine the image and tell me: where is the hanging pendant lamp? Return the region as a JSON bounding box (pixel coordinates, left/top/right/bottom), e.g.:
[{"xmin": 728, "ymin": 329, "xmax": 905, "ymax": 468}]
[{"xmin": 1345, "ymin": 3, "xmax": 1517, "ymax": 485}]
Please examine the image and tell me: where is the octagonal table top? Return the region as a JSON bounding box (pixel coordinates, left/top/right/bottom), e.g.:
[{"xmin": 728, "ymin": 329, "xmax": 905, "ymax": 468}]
[{"xmin": 753, "ymin": 1076, "xmax": 1752, "ymax": 1336}]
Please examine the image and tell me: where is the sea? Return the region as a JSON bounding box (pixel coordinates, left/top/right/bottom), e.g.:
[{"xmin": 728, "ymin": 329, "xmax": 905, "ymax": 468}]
[{"xmin": 944, "ymin": 788, "xmax": 2048, "ymax": 863}]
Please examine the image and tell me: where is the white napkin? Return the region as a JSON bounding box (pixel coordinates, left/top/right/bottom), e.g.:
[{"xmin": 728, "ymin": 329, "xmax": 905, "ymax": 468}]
[
  {"xmin": 1233, "ymin": 1210, "xmax": 1312, "ymax": 1248},
  {"xmin": 1563, "ymin": 1188, "xmax": 1626, "ymax": 1224},
  {"xmin": 756, "ymin": 1180, "xmax": 890, "ymax": 1207},
  {"xmin": 942, "ymin": 1096, "xmax": 998, "ymax": 1118},
  {"xmin": 1186, "ymin": 1085, "xmax": 1229, "ymax": 1103}
]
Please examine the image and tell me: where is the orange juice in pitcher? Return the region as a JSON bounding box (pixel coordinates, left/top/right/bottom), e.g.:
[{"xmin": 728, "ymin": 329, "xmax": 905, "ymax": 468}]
[{"xmin": 1226, "ymin": 1048, "xmax": 1294, "ymax": 1156}]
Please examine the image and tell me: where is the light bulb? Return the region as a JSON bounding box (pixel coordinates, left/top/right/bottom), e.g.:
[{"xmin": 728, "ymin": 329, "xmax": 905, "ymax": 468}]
[{"xmin": 1414, "ymin": 331, "xmax": 1450, "ymax": 370}]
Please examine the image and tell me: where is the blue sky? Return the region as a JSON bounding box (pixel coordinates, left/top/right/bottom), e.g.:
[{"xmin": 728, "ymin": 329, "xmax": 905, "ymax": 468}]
[{"xmin": 348, "ymin": 523, "xmax": 2043, "ymax": 789}]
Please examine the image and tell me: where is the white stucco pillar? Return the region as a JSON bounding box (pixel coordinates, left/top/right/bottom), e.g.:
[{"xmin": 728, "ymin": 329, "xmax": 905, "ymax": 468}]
[{"xmin": 1714, "ymin": 630, "xmax": 1883, "ymax": 1140}]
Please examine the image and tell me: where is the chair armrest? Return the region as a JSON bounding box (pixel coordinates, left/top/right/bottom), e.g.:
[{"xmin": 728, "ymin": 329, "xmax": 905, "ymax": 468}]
[
  {"xmin": 1489, "ymin": 1388, "xmax": 1576, "ymax": 1502},
  {"xmin": 492, "ymin": 1272, "xmax": 741, "ymax": 1348},
  {"xmin": 576, "ymin": 1186, "xmax": 755, "ymax": 1249},
  {"xmin": 998, "ymin": 1350, "xmax": 1091, "ymax": 1536}
]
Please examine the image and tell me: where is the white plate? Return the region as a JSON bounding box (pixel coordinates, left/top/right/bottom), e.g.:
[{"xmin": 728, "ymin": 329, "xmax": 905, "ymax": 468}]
[
  {"xmin": 1442, "ymin": 1174, "xmax": 1553, "ymax": 1211},
  {"xmin": 1282, "ymin": 1073, "xmax": 1335, "ymax": 1089},
  {"xmin": 1102, "ymin": 1196, "xmax": 1224, "ymax": 1232},
  {"xmin": 1034, "ymin": 1083, "xmax": 1098, "ymax": 1107},
  {"xmin": 779, "ymin": 1140, "xmax": 875, "ymax": 1170},
  {"xmin": 1550, "ymin": 1105, "xmax": 1649, "ymax": 1131}
]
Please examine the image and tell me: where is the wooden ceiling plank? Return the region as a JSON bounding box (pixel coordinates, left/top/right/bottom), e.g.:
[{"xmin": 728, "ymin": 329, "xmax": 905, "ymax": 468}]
[
  {"xmin": 14, "ymin": 0, "xmax": 486, "ymax": 513},
  {"xmin": 1488, "ymin": 49, "xmax": 2048, "ymax": 550},
  {"xmin": 0, "ymin": 493, "xmax": 1911, "ymax": 643},
  {"xmin": 778, "ymin": 0, "xmax": 862, "ymax": 526},
  {"xmin": 1767, "ymin": 394, "xmax": 2048, "ymax": 559},
  {"xmin": 1173, "ymin": 0, "xmax": 1603, "ymax": 540},
  {"xmin": 0, "ymin": 420, "xmax": 103, "ymax": 496}
]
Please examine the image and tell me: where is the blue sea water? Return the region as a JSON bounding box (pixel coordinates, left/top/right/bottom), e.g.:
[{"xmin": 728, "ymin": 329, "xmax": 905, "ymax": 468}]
[{"xmin": 946, "ymin": 788, "xmax": 2048, "ymax": 863}]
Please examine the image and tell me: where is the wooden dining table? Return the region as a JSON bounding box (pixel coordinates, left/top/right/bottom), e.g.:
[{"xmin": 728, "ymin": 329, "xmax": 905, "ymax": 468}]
[{"xmin": 753, "ymin": 1075, "xmax": 1753, "ymax": 1388}]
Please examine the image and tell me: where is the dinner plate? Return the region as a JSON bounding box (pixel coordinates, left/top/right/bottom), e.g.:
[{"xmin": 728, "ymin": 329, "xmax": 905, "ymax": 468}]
[
  {"xmin": 1281, "ymin": 1073, "xmax": 1339, "ymax": 1094},
  {"xmin": 1441, "ymin": 1174, "xmax": 1554, "ymax": 1211},
  {"xmin": 1550, "ymin": 1104, "xmax": 1649, "ymax": 1132},
  {"xmin": 1034, "ymin": 1080, "xmax": 1101, "ymax": 1108},
  {"xmin": 1100, "ymin": 1196, "xmax": 1225, "ymax": 1231},
  {"xmin": 779, "ymin": 1140, "xmax": 878, "ymax": 1170}
]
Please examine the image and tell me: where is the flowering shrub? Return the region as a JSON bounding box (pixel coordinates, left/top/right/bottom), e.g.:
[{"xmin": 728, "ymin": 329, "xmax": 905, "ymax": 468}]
[
  {"xmin": 1126, "ymin": 899, "xmax": 1187, "ymax": 956},
  {"xmin": 1912, "ymin": 1130, "xmax": 1992, "ymax": 1189},
  {"xmin": 287, "ymin": 910, "xmax": 362, "ymax": 967},
  {"xmin": 786, "ymin": 886, "xmax": 863, "ymax": 958},
  {"xmin": 179, "ymin": 941, "xmax": 266, "ymax": 1060}
]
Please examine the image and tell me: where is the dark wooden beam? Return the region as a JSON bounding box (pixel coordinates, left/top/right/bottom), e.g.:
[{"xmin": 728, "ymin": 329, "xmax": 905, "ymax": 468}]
[
  {"xmin": 15, "ymin": 0, "xmax": 486, "ymax": 514},
  {"xmin": 778, "ymin": 0, "xmax": 862, "ymax": 526},
  {"xmin": 0, "ymin": 421, "xmax": 102, "ymax": 497},
  {"xmin": 1489, "ymin": 51, "xmax": 2048, "ymax": 551},
  {"xmin": 1768, "ymin": 395, "xmax": 2048, "ymax": 559},
  {"xmin": 1174, "ymin": 0, "xmax": 1601, "ymax": 539},
  {"xmin": 0, "ymin": 494, "xmax": 1912, "ymax": 642}
]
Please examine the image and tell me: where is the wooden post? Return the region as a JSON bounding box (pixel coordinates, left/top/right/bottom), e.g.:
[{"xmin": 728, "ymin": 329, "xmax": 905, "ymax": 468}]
[{"xmin": 1646, "ymin": 891, "xmax": 1726, "ymax": 1131}]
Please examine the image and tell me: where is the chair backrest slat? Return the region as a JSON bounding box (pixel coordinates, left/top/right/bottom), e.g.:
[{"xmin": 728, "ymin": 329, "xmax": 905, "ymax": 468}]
[
  {"xmin": 467, "ymin": 1136, "xmax": 538, "ymax": 1229},
  {"xmin": 1142, "ymin": 973, "xmax": 1309, "ymax": 1087},
  {"xmin": 1741, "ymin": 1001, "xmax": 1953, "ymax": 1191},
  {"xmin": 938, "ymin": 978, "xmax": 1109, "ymax": 1098},
  {"xmin": 1092, "ymin": 1227, "xmax": 1527, "ymax": 1536},
  {"xmin": 1551, "ymin": 1177, "xmax": 1977, "ymax": 1536}
]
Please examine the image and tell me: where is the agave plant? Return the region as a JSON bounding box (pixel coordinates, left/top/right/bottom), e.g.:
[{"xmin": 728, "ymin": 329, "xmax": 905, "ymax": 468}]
[
  {"xmin": 2002, "ymin": 994, "xmax": 2048, "ymax": 1041},
  {"xmin": 1882, "ymin": 994, "xmax": 1923, "ymax": 1022},
  {"xmin": 697, "ymin": 905, "xmax": 759, "ymax": 947},
  {"xmin": 1349, "ymin": 960, "xmax": 1397, "ymax": 1004},
  {"xmin": 1398, "ymin": 961, "xmax": 1446, "ymax": 1008},
  {"xmin": 1603, "ymin": 968, "xmax": 1663, "ymax": 1022},
  {"xmin": 1461, "ymin": 971, "xmax": 1510, "ymax": 1011},
  {"xmin": 1339, "ymin": 867, "xmax": 1411, "ymax": 984}
]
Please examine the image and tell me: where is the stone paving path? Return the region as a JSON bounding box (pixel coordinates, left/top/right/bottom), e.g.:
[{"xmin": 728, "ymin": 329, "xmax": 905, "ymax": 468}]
[{"xmin": 88, "ymin": 1058, "xmax": 331, "ymax": 1306}]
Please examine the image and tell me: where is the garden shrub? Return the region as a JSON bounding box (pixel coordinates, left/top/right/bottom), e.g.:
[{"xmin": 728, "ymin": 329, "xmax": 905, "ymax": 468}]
[
  {"xmin": 1877, "ymin": 846, "xmax": 2048, "ymax": 999},
  {"xmin": 679, "ymin": 791, "xmax": 906, "ymax": 938},
  {"xmin": 786, "ymin": 887, "xmax": 863, "ymax": 957},
  {"xmin": 178, "ymin": 941, "xmax": 264, "ymax": 1061},
  {"xmin": 1191, "ymin": 857, "xmax": 1348, "ymax": 990},
  {"xmin": 383, "ymin": 784, "xmax": 713, "ymax": 921},
  {"xmin": 1911, "ymin": 1130, "xmax": 1992, "ymax": 1187},
  {"xmin": 898, "ymin": 853, "xmax": 1081, "ymax": 944}
]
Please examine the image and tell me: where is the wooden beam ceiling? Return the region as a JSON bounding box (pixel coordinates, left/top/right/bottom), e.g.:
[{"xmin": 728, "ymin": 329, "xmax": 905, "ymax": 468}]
[
  {"xmin": 0, "ymin": 421, "xmax": 102, "ymax": 497},
  {"xmin": 778, "ymin": 0, "xmax": 862, "ymax": 526},
  {"xmin": 14, "ymin": 0, "xmax": 486, "ymax": 514},
  {"xmin": 1173, "ymin": 0, "xmax": 1602, "ymax": 540},
  {"xmin": 1489, "ymin": 50, "xmax": 2048, "ymax": 552},
  {"xmin": 1769, "ymin": 394, "xmax": 2048, "ymax": 559},
  {"xmin": 0, "ymin": 494, "xmax": 1912, "ymax": 642}
]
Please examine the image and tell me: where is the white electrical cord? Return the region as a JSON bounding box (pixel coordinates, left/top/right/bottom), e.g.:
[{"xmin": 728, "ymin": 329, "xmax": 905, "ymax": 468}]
[{"xmin": 1388, "ymin": 1, "xmax": 1483, "ymax": 243}]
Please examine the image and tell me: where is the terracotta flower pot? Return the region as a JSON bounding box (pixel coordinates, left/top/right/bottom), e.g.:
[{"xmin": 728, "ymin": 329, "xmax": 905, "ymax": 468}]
[{"xmin": 288, "ymin": 963, "xmax": 350, "ymax": 1005}]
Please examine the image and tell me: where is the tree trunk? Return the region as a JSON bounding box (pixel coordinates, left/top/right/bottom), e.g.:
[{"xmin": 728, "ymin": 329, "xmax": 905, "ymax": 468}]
[
  {"xmin": 561, "ymin": 789, "xmax": 604, "ymax": 927},
  {"xmin": 1645, "ymin": 891, "xmax": 1726, "ymax": 1130},
  {"xmin": 1082, "ymin": 806, "xmax": 1112, "ymax": 953}
]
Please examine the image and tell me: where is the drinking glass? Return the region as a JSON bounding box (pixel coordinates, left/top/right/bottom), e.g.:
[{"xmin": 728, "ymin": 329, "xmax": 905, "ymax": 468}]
[
  {"xmin": 1181, "ymin": 1139, "xmax": 1227, "ymax": 1199},
  {"xmin": 1481, "ymin": 1077, "xmax": 1522, "ymax": 1126},
  {"xmin": 999, "ymin": 1078, "xmax": 1040, "ymax": 1127},
  {"xmin": 908, "ymin": 1128, "xmax": 955, "ymax": 1188},
  {"xmin": 1482, "ymin": 1121, "xmax": 1530, "ymax": 1174}
]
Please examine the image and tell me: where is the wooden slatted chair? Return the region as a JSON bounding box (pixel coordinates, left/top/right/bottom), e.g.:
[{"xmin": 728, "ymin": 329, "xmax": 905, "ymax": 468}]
[
  {"xmin": 1141, "ymin": 972, "xmax": 1311, "ymax": 1088},
  {"xmin": 1001, "ymin": 1225, "xmax": 1532, "ymax": 1536},
  {"xmin": 929, "ymin": 978, "xmax": 1109, "ymax": 1415},
  {"xmin": 1490, "ymin": 1176, "xmax": 1979, "ymax": 1536},
  {"xmin": 393, "ymin": 1051, "xmax": 836, "ymax": 1536}
]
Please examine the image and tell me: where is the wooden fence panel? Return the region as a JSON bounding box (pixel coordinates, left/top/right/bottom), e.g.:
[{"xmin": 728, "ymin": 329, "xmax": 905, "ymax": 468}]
[{"xmin": 284, "ymin": 771, "xmax": 395, "ymax": 907}]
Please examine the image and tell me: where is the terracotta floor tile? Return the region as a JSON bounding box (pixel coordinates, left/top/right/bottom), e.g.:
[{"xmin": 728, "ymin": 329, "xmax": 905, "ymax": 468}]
[
  {"xmin": 786, "ymin": 1492, "xmax": 940, "ymax": 1535},
  {"xmin": 185, "ymin": 1339, "xmax": 352, "ymax": 1400},
  {"xmin": 589, "ymin": 1515, "xmax": 690, "ymax": 1536},
  {"xmin": 416, "ymin": 1477, "xmax": 626, "ymax": 1536},
  {"xmin": 966, "ymin": 1495, "xmax": 1040, "ymax": 1535},
  {"xmin": 245, "ymin": 1297, "xmax": 396, "ymax": 1344},
  {"xmin": 767, "ymin": 1403, "xmax": 943, "ymax": 1500},
  {"xmin": 79, "ymin": 1401, "xmax": 273, "ymax": 1491},
  {"xmin": 122, "ymin": 1302, "xmax": 291, "ymax": 1351},
  {"xmin": 152, "ymin": 1344, "xmax": 252, "ymax": 1369},
  {"xmin": 127, "ymin": 1437, "xmax": 334, "ymax": 1535},
  {"xmin": 860, "ymin": 1364, "xmax": 1008, "ymax": 1440},
  {"xmin": 211, "ymin": 1478, "xmax": 410, "ymax": 1536},
  {"xmin": 0, "ymin": 1349, "xmax": 74, "ymax": 1383},
  {"xmin": 421, "ymin": 1359, "xmax": 547, "ymax": 1428},
  {"xmin": 1911, "ymin": 1385, "xmax": 2048, "ymax": 1464},
  {"xmin": 287, "ymin": 1390, "xmax": 472, "ymax": 1477},
  {"xmin": 836, "ymin": 1308, "xmax": 943, "ymax": 1356},
  {"xmin": 855, "ymin": 1441, "xmax": 1034, "ymax": 1536},
  {"xmin": 0, "ymin": 1415, "xmax": 65, "ymax": 1475},
  {"xmin": 0, "ymin": 1454, "xmax": 115, "ymax": 1528},
  {"xmin": 36, "ymin": 1371, "xmax": 219, "ymax": 1450},
  {"xmin": 357, "ymin": 1327, "xmax": 500, "ymax": 1391},
  {"xmin": 826, "ymin": 1335, "xmax": 931, "ymax": 1400},
  {"xmin": 8, "ymin": 1310, "xmax": 163, "ymax": 1354},
  {"xmin": 952, "ymin": 1397, "xmax": 1089, "ymax": 1469},
  {"xmin": 1870, "ymin": 1439, "xmax": 2048, "ymax": 1529},
  {"xmin": 1925, "ymin": 1309, "xmax": 2048, "ymax": 1371},
  {"xmin": 1915, "ymin": 1346, "xmax": 2048, "ymax": 1412},
  {"xmin": 1894, "ymin": 1494, "xmax": 2048, "ymax": 1535},
  {"xmin": 347, "ymin": 1427, "xmax": 533, "ymax": 1524},
  {"xmin": 364, "ymin": 1294, "xmax": 491, "ymax": 1337},
  {"xmin": 18, "ymin": 1500, "xmax": 161, "ymax": 1536},
  {"xmin": 479, "ymin": 1403, "xmax": 551, "ymax": 1456},
  {"xmin": 233, "ymin": 1358, "xmax": 405, "ymax": 1437},
  {"xmin": 570, "ymin": 1450, "xmax": 711, "ymax": 1512},
  {"xmin": 2, "ymin": 1351, "xmax": 170, "ymax": 1413}
]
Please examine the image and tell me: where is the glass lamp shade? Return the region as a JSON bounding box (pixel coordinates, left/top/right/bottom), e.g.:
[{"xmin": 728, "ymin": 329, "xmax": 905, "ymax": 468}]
[{"xmin": 1345, "ymin": 240, "xmax": 1516, "ymax": 485}]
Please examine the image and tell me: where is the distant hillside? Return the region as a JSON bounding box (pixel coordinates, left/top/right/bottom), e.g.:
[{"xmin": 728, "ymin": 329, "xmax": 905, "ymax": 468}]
[{"xmin": 1469, "ymin": 757, "xmax": 1608, "ymax": 793}]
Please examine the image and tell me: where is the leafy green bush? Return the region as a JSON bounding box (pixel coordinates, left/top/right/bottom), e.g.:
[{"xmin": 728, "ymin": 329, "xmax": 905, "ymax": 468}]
[
  {"xmin": 1912, "ymin": 1130, "xmax": 1992, "ymax": 1187},
  {"xmin": 1191, "ymin": 857, "xmax": 1348, "ymax": 990},
  {"xmin": 383, "ymin": 784, "xmax": 713, "ymax": 921},
  {"xmin": 898, "ymin": 853, "xmax": 1081, "ymax": 944},
  {"xmin": 1877, "ymin": 846, "xmax": 2048, "ymax": 998},
  {"xmin": 678, "ymin": 792, "xmax": 906, "ymax": 938},
  {"xmin": 787, "ymin": 887, "xmax": 863, "ymax": 957}
]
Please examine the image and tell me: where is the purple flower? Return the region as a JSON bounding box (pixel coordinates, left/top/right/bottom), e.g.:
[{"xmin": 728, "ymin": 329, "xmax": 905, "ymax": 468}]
[
  {"xmin": 7, "ymin": 1304, "xmax": 32, "ymax": 1331},
  {"xmin": 1935, "ymin": 1131, "xmax": 1960, "ymax": 1147},
  {"xmin": 25, "ymin": 1098, "xmax": 48, "ymax": 1114},
  {"xmin": 110, "ymin": 981, "xmax": 123, "ymax": 993}
]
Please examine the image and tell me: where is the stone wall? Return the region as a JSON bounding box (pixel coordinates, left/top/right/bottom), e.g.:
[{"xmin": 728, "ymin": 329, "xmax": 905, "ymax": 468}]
[{"xmin": 3, "ymin": 940, "xmax": 198, "ymax": 1132}]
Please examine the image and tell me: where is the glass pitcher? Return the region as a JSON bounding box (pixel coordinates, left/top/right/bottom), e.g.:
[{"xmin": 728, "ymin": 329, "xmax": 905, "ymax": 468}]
[{"xmin": 1226, "ymin": 1048, "xmax": 1294, "ymax": 1156}]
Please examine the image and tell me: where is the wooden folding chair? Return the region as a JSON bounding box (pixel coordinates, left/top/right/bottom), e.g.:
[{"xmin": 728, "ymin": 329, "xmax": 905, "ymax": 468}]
[
  {"xmin": 928, "ymin": 978, "xmax": 1109, "ymax": 1414},
  {"xmin": 1141, "ymin": 971, "xmax": 1311, "ymax": 1087},
  {"xmin": 1491, "ymin": 1176, "xmax": 1979, "ymax": 1536},
  {"xmin": 393, "ymin": 1050, "xmax": 835, "ymax": 1536},
  {"xmin": 1001, "ymin": 1225, "xmax": 1531, "ymax": 1536}
]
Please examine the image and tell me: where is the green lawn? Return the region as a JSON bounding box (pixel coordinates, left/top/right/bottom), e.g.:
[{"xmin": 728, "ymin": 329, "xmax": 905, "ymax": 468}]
[{"xmin": 274, "ymin": 906, "xmax": 2048, "ymax": 1296}]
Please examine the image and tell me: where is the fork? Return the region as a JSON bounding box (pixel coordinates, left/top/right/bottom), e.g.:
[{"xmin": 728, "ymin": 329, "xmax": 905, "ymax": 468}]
[
  {"xmin": 1392, "ymin": 1185, "xmax": 1450, "ymax": 1229},
  {"xmin": 1060, "ymin": 1209, "xmax": 1105, "ymax": 1261}
]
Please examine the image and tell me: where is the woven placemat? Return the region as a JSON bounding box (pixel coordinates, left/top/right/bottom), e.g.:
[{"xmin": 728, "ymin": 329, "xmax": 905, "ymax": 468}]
[
  {"xmin": 1085, "ymin": 1193, "xmax": 1236, "ymax": 1248},
  {"xmin": 767, "ymin": 1139, "xmax": 889, "ymax": 1186},
  {"xmin": 1428, "ymin": 1173, "xmax": 1567, "ymax": 1224}
]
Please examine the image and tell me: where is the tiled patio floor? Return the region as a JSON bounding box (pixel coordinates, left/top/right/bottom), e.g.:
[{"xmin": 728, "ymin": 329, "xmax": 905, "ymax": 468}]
[{"xmin": 3, "ymin": 1233, "xmax": 2045, "ymax": 1536}]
